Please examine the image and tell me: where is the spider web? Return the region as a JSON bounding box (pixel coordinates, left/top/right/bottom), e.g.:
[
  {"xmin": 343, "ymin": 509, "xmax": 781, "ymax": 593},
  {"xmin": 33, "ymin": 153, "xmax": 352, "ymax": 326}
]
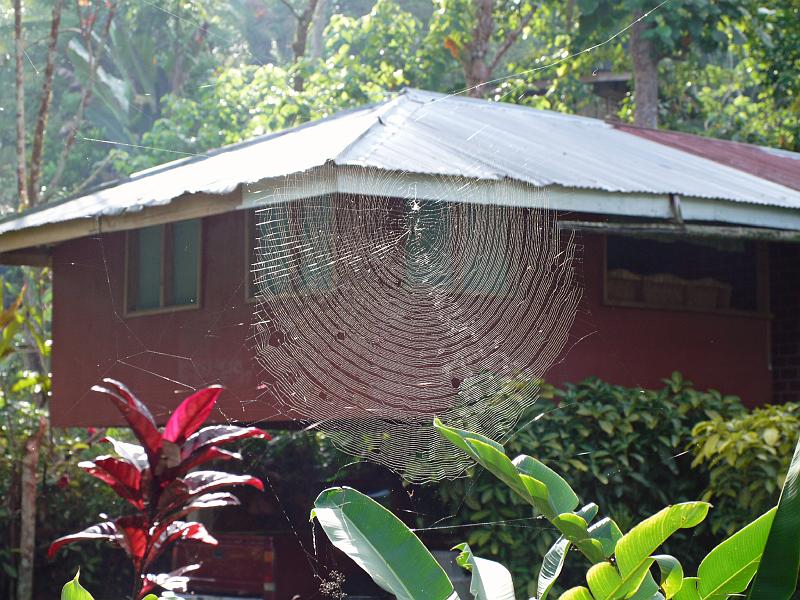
[{"xmin": 251, "ymin": 166, "xmax": 581, "ymax": 482}]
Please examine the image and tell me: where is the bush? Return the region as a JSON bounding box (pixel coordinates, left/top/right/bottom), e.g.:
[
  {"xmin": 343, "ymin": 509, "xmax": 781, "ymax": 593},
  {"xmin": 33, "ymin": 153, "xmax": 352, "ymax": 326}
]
[
  {"xmin": 691, "ymin": 401, "xmax": 800, "ymax": 535},
  {"xmin": 312, "ymin": 417, "xmax": 797, "ymax": 600},
  {"xmin": 429, "ymin": 373, "xmax": 745, "ymax": 597},
  {"xmin": 0, "ymin": 396, "xmax": 131, "ymax": 600}
]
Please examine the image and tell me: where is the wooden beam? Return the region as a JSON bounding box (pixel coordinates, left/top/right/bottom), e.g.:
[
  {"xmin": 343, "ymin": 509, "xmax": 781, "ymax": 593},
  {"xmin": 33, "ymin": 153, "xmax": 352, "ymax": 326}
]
[
  {"xmin": 0, "ymin": 188, "xmax": 243, "ymax": 257},
  {"xmin": 559, "ymin": 220, "xmax": 800, "ymax": 242},
  {"xmin": 0, "ymin": 248, "xmax": 51, "ymax": 267}
]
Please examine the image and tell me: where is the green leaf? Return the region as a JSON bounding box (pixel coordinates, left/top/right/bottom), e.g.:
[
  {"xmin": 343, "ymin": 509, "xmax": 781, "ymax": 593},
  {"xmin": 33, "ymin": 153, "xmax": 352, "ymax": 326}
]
[
  {"xmin": 615, "ymin": 503, "xmax": 710, "ymax": 579},
  {"xmin": 653, "ymin": 555, "xmax": 683, "ymax": 599},
  {"xmin": 748, "ymin": 435, "xmax": 800, "ymax": 599},
  {"xmin": 586, "ymin": 559, "xmax": 655, "ymax": 600},
  {"xmin": 434, "ymin": 420, "xmax": 532, "ymax": 505},
  {"xmin": 579, "ymin": 504, "xmax": 708, "ymax": 600},
  {"xmin": 587, "ymin": 517, "xmax": 623, "ymax": 559},
  {"xmin": 537, "ymin": 536, "xmax": 569, "ymax": 600},
  {"xmin": 454, "ymin": 542, "xmax": 515, "ymax": 600},
  {"xmin": 673, "ymin": 578, "xmax": 700, "ymax": 600},
  {"xmin": 436, "ymin": 419, "xmax": 605, "ymax": 564},
  {"xmin": 538, "ymin": 502, "xmax": 604, "ymax": 599},
  {"xmin": 586, "ymin": 562, "xmax": 623, "ymax": 599},
  {"xmin": 627, "ymin": 572, "xmax": 664, "ymax": 600},
  {"xmin": 513, "ymin": 455, "xmax": 579, "ymax": 515},
  {"xmin": 61, "ymin": 571, "xmax": 94, "ymax": 600},
  {"xmin": 697, "ymin": 508, "xmax": 775, "ymax": 599},
  {"xmin": 559, "ymin": 587, "xmax": 595, "ymax": 600},
  {"xmin": 311, "ymin": 487, "xmax": 455, "ymax": 600},
  {"xmin": 553, "ymin": 513, "xmax": 590, "ymax": 541}
]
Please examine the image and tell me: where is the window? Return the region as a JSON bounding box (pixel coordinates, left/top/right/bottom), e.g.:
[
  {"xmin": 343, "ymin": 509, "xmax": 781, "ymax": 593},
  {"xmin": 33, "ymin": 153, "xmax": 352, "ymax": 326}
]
[
  {"xmin": 247, "ymin": 198, "xmax": 335, "ymax": 299},
  {"xmin": 605, "ymin": 235, "xmax": 762, "ymax": 313},
  {"xmin": 126, "ymin": 219, "xmax": 201, "ymax": 314}
]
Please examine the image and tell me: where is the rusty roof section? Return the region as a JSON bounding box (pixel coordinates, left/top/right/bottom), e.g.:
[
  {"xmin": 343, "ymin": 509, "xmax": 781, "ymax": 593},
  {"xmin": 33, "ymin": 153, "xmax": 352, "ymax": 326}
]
[{"xmin": 615, "ymin": 123, "xmax": 800, "ymax": 192}]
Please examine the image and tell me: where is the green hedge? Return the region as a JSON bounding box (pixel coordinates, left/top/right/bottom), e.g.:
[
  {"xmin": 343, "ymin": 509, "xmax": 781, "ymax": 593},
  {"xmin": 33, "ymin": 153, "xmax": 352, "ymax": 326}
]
[
  {"xmin": 691, "ymin": 401, "xmax": 800, "ymax": 535},
  {"xmin": 429, "ymin": 373, "xmax": 746, "ymax": 597}
]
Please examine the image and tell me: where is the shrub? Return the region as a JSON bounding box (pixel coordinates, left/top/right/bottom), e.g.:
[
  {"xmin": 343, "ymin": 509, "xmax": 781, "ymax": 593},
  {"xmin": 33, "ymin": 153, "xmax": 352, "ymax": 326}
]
[
  {"xmin": 430, "ymin": 373, "xmax": 745, "ymax": 596},
  {"xmin": 310, "ymin": 418, "xmax": 799, "ymax": 600},
  {"xmin": 48, "ymin": 380, "xmax": 269, "ymax": 600},
  {"xmin": 691, "ymin": 401, "xmax": 800, "ymax": 535}
]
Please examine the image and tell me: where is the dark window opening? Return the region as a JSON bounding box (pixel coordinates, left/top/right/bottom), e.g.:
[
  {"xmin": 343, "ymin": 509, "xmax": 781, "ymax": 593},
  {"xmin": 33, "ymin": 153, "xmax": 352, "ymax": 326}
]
[
  {"xmin": 605, "ymin": 235, "xmax": 760, "ymax": 313},
  {"xmin": 126, "ymin": 219, "xmax": 201, "ymax": 313}
]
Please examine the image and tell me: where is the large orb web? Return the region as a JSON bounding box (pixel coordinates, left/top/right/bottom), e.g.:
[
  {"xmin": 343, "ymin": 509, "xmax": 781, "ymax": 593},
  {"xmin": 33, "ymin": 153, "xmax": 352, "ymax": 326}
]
[{"xmin": 251, "ymin": 168, "xmax": 581, "ymax": 482}]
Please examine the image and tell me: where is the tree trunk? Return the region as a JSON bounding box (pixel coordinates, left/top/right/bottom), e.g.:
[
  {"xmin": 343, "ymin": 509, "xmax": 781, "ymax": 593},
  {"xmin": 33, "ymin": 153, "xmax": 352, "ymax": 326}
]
[
  {"xmin": 14, "ymin": 0, "xmax": 29, "ymax": 211},
  {"xmin": 27, "ymin": 0, "xmax": 64, "ymax": 206},
  {"xmin": 289, "ymin": 0, "xmax": 320, "ymax": 91},
  {"xmin": 47, "ymin": 3, "xmax": 116, "ymax": 198},
  {"xmin": 5, "ymin": 403, "xmax": 20, "ymax": 600},
  {"xmin": 630, "ymin": 15, "xmax": 659, "ymax": 128},
  {"xmin": 16, "ymin": 417, "xmax": 47, "ymax": 600},
  {"xmin": 464, "ymin": 0, "xmax": 494, "ymax": 97},
  {"xmin": 309, "ymin": 0, "xmax": 327, "ymax": 60}
]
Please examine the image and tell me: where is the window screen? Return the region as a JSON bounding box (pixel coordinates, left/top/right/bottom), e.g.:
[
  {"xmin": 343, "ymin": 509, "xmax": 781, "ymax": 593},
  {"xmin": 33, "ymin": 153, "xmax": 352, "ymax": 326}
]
[
  {"xmin": 126, "ymin": 219, "xmax": 201, "ymax": 313},
  {"xmin": 131, "ymin": 225, "xmax": 163, "ymax": 311},
  {"xmin": 170, "ymin": 219, "xmax": 200, "ymax": 305}
]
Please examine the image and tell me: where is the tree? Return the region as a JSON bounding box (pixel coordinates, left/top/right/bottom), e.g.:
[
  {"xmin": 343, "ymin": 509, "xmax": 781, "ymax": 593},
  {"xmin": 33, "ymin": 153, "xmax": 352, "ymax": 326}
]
[
  {"xmin": 11, "ymin": 0, "xmax": 117, "ymax": 209},
  {"xmin": 0, "ymin": 271, "xmax": 53, "ymax": 600},
  {"xmin": 576, "ymin": 0, "xmax": 739, "ymax": 128},
  {"xmin": 277, "ymin": 0, "xmax": 321, "ymax": 89},
  {"xmin": 427, "ymin": 0, "xmax": 539, "ymax": 96}
]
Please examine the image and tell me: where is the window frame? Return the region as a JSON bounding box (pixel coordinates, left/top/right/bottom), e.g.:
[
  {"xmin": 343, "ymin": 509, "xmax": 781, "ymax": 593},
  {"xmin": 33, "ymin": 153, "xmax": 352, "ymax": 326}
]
[
  {"xmin": 602, "ymin": 234, "xmax": 769, "ymax": 318},
  {"xmin": 124, "ymin": 219, "xmax": 203, "ymax": 317}
]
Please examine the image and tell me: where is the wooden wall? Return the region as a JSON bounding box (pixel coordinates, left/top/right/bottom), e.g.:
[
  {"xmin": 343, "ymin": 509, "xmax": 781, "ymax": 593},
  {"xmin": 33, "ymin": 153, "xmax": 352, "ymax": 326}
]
[{"xmin": 50, "ymin": 211, "xmax": 773, "ymax": 428}]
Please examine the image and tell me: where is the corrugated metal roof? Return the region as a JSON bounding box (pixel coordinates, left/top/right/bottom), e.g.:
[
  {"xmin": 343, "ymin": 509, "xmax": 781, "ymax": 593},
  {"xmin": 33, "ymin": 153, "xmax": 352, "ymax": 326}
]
[
  {"xmin": 1, "ymin": 88, "xmax": 799, "ymax": 238},
  {"xmin": 615, "ymin": 123, "xmax": 800, "ymax": 192}
]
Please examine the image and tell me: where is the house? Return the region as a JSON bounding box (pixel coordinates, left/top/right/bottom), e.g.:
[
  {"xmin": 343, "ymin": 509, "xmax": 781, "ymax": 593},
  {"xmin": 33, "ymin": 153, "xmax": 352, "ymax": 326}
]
[
  {"xmin": 1, "ymin": 88, "xmax": 799, "ymax": 431},
  {"xmin": 3, "ymin": 87, "xmax": 800, "ymax": 599}
]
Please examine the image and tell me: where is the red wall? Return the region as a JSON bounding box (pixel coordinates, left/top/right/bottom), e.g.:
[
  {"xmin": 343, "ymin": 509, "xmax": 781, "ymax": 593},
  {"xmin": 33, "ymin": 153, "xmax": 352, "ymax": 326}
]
[
  {"xmin": 52, "ymin": 209, "xmax": 263, "ymax": 427},
  {"xmin": 547, "ymin": 234, "xmax": 771, "ymax": 405},
  {"xmin": 51, "ymin": 214, "xmax": 772, "ymax": 428}
]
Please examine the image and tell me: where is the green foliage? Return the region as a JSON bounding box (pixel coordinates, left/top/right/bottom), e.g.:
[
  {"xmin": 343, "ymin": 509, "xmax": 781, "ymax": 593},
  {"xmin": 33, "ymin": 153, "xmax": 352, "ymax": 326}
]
[
  {"xmin": 432, "ymin": 374, "xmax": 744, "ymax": 596},
  {"xmin": 680, "ymin": 508, "xmax": 775, "ymax": 600},
  {"xmin": 313, "ymin": 417, "xmax": 788, "ymax": 600},
  {"xmin": 747, "ymin": 436, "xmax": 800, "ymax": 599},
  {"xmin": 576, "ymin": 0, "xmax": 740, "ymax": 60},
  {"xmin": 691, "ymin": 402, "xmax": 800, "ymax": 535},
  {"xmin": 312, "ymin": 486, "xmax": 455, "ymax": 600},
  {"xmin": 434, "ymin": 418, "xmax": 714, "ymax": 600},
  {"xmin": 4, "ymin": 0, "xmax": 799, "ymax": 212},
  {"xmin": 61, "ymin": 571, "xmax": 93, "ymax": 600}
]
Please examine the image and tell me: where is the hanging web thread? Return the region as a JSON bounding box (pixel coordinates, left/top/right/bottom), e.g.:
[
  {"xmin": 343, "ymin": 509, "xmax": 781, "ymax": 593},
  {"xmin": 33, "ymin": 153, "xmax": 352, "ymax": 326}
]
[{"xmin": 251, "ymin": 166, "xmax": 581, "ymax": 483}]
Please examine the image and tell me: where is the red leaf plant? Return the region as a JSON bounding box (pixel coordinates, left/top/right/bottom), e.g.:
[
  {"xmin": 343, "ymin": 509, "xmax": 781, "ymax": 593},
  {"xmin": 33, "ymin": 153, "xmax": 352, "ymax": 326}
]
[{"xmin": 48, "ymin": 379, "xmax": 270, "ymax": 599}]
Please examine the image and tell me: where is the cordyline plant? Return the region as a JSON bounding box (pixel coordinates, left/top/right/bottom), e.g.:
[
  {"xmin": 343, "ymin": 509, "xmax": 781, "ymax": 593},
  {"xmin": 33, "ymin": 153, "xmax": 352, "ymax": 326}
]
[{"xmin": 48, "ymin": 379, "xmax": 270, "ymax": 599}]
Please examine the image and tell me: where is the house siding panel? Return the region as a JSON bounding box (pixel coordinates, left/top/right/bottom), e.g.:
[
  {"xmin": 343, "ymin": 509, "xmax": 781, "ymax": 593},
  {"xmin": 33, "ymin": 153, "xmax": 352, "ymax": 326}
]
[
  {"xmin": 51, "ymin": 220, "xmax": 774, "ymax": 428},
  {"xmin": 545, "ymin": 234, "xmax": 772, "ymax": 406}
]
